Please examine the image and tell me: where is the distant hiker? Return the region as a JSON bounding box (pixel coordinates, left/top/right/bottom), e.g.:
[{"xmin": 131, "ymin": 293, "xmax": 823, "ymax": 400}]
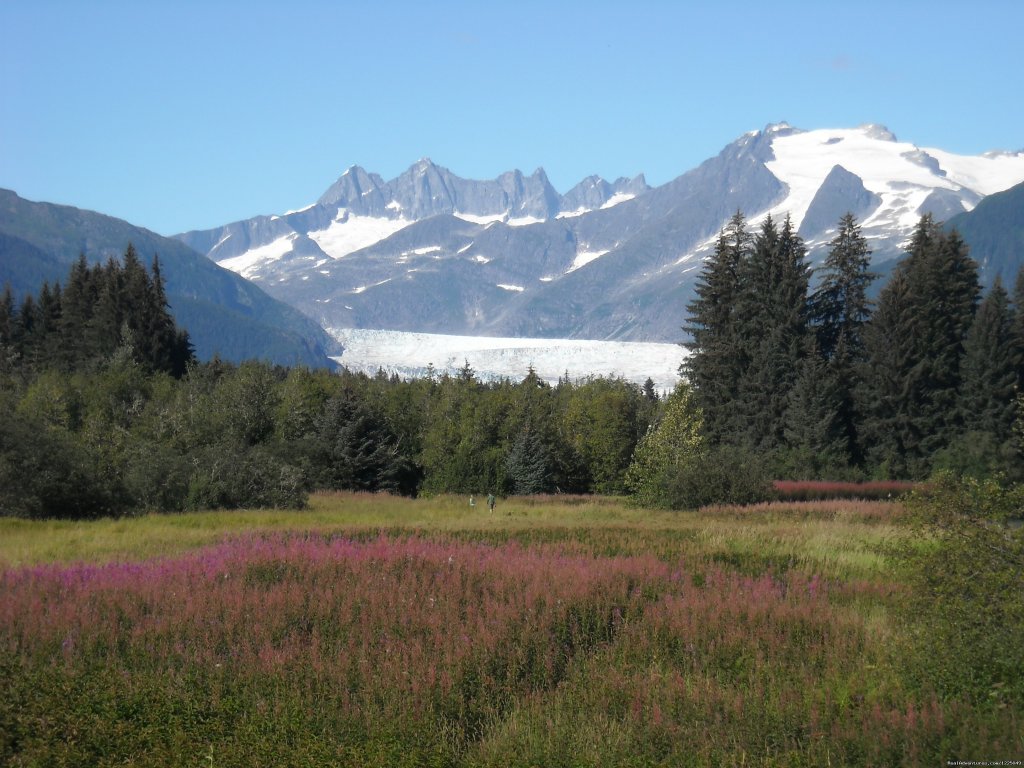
[
  {"xmin": 487, "ymin": 494, "xmax": 495, "ymax": 513},
  {"xmin": 469, "ymin": 495, "xmax": 475, "ymax": 508}
]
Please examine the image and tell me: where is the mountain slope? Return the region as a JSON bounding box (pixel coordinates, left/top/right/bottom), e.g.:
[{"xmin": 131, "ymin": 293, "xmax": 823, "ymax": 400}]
[
  {"xmin": 946, "ymin": 180, "xmax": 1024, "ymax": 286},
  {"xmin": 0, "ymin": 189, "xmax": 340, "ymax": 366},
  {"xmin": 178, "ymin": 124, "xmax": 1024, "ymax": 343}
]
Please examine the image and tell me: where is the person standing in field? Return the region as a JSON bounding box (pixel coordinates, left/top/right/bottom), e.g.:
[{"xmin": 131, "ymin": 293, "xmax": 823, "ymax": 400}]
[{"xmin": 487, "ymin": 494, "xmax": 495, "ymax": 513}]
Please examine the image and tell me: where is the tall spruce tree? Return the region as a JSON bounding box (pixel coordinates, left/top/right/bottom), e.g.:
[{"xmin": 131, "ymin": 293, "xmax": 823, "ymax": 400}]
[
  {"xmin": 859, "ymin": 269, "xmax": 921, "ymax": 477},
  {"xmin": 683, "ymin": 212, "xmax": 750, "ymax": 445},
  {"xmin": 1012, "ymin": 267, "xmax": 1024, "ymax": 389},
  {"xmin": 784, "ymin": 339, "xmax": 850, "ymax": 477},
  {"xmin": 734, "ymin": 214, "xmax": 810, "ymax": 452},
  {"xmin": 859, "ymin": 216, "xmax": 980, "ymax": 477},
  {"xmin": 960, "ymin": 278, "xmax": 1018, "ymax": 444},
  {"xmin": 811, "ymin": 213, "xmax": 874, "ymax": 360},
  {"xmin": 58, "ymin": 254, "xmax": 95, "ymax": 369},
  {"xmin": 810, "ymin": 213, "xmax": 876, "ymax": 463},
  {"xmin": 906, "ymin": 221, "xmax": 980, "ymax": 458}
]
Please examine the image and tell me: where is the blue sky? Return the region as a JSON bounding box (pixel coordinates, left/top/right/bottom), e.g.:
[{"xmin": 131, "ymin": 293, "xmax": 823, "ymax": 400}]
[{"xmin": 2, "ymin": 0, "xmax": 1022, "ymax": 236}]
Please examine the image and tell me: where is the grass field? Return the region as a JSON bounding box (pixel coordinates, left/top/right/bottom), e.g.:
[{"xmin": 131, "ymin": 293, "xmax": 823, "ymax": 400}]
[{"xmin": 1, "ymin": 493, "xmax": 1018, "ymax": 766}]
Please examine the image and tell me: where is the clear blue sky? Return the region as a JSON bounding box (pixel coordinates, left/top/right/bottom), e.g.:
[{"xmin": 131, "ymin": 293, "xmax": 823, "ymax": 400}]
[{"xmin": 2, "ymin": 0, "xmax": 1022, "ymax": 236}]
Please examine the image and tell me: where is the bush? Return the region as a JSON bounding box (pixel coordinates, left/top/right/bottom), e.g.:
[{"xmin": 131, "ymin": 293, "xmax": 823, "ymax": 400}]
[
  {"xmin": 898, "ymin": 472, "xmax": 1024, "ymax": 707},
  {"xmin": 662, "ymin": 445, "xmax": 774, "ymax": 509},
  {"xmin": 0, "ymin": 397, "xmax": 131, "ymax": 519},
  {"xmin": 186, "ymin": 445, "xmax": 307, "ymax": 510}
]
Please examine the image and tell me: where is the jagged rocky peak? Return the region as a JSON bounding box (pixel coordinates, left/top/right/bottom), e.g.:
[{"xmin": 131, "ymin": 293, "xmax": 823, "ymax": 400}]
[
  {"xmin": 561, "ymin": 173, "xmax": 649, "ymax": 213},
  {"xmin": 799, "ymin": 164, "xmax": 881, "ymax": 238},
  {"xmin": 618, "ymin": 173, "xmax": 649, "ymax": 194},
  {"xmin": 317, "ymin": 165, "xmax": 389, "ymax": 211}
]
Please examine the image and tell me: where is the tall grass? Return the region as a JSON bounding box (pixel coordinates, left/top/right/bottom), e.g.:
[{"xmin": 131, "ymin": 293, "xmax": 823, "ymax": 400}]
[{"xmin": 1, "ymin": 494, "xmax": 1016, "ymax": 765}]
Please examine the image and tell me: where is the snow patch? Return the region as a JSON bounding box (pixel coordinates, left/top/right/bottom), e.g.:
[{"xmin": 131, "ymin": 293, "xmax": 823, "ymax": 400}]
[
  {"xmin": 568, "ymin": 249, "xmax": 609, "ymax": 273},
  {"xmin": 308, "ymin": 214, "xmax": 411, "ymax": 259},
  {"xmin": 497, "ymin": 284, "xmax": 525, "ymax": 292},
  {"xmin": 351, "ymin": 278, "xmax": 392, "ymax": 294},
  {"xmin": 473, "ymin": 255, "xmax": 491, "ymax": 264},
  {"xmin": 600, "ymin": 192, "xmax": 636, "ymax": 209},
  {"xmin": 507, "ymin": 215, "xmax": 544, "ymax": 227},
  {"xmin": 919, "ymin": 147, "xmax": 1024, "ymax": 196},
  {"xmin": 455, "ymin": 211, "xmax": 506, "ymax": 225},
  {"xmin": 217, "ymin": 233, "xmax": 298, "ymax": 278}
]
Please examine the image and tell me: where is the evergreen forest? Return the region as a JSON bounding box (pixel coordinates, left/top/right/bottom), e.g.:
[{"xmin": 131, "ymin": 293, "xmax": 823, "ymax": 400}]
[{"xmin": 2, "ymin": 209, "xmax": 1023, "ymax": 519}]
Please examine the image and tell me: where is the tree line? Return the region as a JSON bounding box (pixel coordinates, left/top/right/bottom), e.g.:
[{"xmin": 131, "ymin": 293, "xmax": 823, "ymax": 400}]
[
  {"xmin": 4, "ymin": 211, "xmax": 1022, "ymax": 519},
  {"xmin": 1, "ymin": 249, "xmax": 662, "ymax": 517},
  {"xmin": 683, "ymin": 211, "xmax": 1023, "ymax": 483},
  {"xmin": 1, "ymin": 247, "xmax": 194, "ymax": 377}
]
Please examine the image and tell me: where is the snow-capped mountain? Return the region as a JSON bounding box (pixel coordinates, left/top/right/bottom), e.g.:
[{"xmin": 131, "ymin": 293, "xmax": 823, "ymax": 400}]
[{"xmin": 176, "ymin": 124, "xmax": 1024, "ymax": 343}]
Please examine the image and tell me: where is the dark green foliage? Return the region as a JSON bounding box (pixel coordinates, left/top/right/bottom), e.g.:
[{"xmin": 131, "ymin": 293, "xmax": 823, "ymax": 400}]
[
  {"xmin": 310, "ymin": 391, "xmax": 417, "ymax": 495},
  {"xmin": 0, "ymin": 189, "xmax": 339, "ymax": 367},
  {"xmin": 0, "ymin": 399, "xmax": 127, "ymax": 519},
  {"xmin": 957, "ymin": 279, "xmax": 1019, "ymax": 470},
  {"xmin": 683, "ymin": 212, "xmax": 750, "ymax": 444},
  {"xmin": 811, "ymin": 212, "xmax": 875, "ymax": 360},
  {"xmin": 858, "ymin": 216, "xmax": 981, "ymax": 477},
  {"xmin": 185, "ymin": 446, "xmax": 306, "ymax": 510},
  {"xmin": 662, "ymin": 445, "xmax": 774, "ymax": 509},
  {"xmin": 4, "ymin": 246, "xmax": 194, "ymax": 377},
  {"xmin": 858, "ymin": 269, "xmax": 922, "ymax": 478},
  {"xmin": 782, "ymin": 344, "xmax": 851, "ymax": 478},
  {"xmin": 679, "ymin": 209, "xmax": 1017, "ymax": 484},
  {"xmin": 899, "ymin": 474, "xmax": 1024, "ymax": 708},
  {"xmin": 1013, "ymin": 267, "xmax": 1024, "ymax": 394},
  {"xmin": 734, "ymin": 215, "xmax": 811, "ymax": 452},
  {"xmin": 505, "ymin": 427, "xmax": 554, "ymax": 495},
  {"xmin": 684, "ymin": 213, "xmax": 811, "ymax": 456}
]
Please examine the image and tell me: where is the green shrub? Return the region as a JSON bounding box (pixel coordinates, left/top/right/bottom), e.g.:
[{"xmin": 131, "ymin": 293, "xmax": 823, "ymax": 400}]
[
  {"xmin": 0, "ymin": 404, "xmax": 128, "ymax": 519},
  {"xmin": 898, "ymin": 472, "xmax": 1024, "ymax": 707},
  {"xmin": 662, "ymin": 445, "xmax": 774, "ymax": 509},
  {"xmin": 186, "ymin": 445, "xmax": 307, "ymax": 510}
]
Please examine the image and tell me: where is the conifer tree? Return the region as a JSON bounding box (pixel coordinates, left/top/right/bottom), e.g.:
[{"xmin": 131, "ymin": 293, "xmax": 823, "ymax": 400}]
[
  {"xmin": 1012, "ymin": 267, "xmax": 1024, "ymax": 388},
  {"xmin": 58, "ymin": 254, "xmax": 95, "ymax": 368},
  {"xmin": 0, "ymin": 284, "xmax": 13, "ymax": 347},
  {"xmin": 784, "ymin": 340, "xmax": 850, "ymax": 477},
  {"xmin": 904, "ymin": 220, "xmax": 980, "ymax": 457},
  {"xmin": 960, "ymin": 278, "xmax": 1018, "ymax": 444},
  {"xmin": 810, "ymin": 213, "xmax": 876, "ymax": 462},
  {"xmin": 859, "ymin": 269, "xmax": 921, "ymax": 477},
  {"xmin": 734, "ymin": 214, "xmax": 810, "ymax": 452},
  {"xmin": 859, "ymin": 216, "xmax": 980, "ymax": 476},
  {"xmin": 505, "ymin": 427, "xmax": 553, "ymax": 494},
  {"xmin": 811, "ymin": 212, "xmax": 874, "ymax": 360},
  {"xmin": 683, "ymin": 212, "xmax": 750, "ymax": 444}
]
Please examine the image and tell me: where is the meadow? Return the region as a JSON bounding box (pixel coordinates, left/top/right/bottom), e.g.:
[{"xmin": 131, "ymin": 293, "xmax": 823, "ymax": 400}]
[{"xmin": 1, "ymin": 493, "xmax": 1019, "ymax": 766}]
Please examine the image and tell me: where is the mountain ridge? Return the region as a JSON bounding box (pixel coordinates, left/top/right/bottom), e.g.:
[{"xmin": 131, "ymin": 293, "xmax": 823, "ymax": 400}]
[{"xmin": 165, "ymin": 124, "xmax": 1024, "ymax": 342}]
